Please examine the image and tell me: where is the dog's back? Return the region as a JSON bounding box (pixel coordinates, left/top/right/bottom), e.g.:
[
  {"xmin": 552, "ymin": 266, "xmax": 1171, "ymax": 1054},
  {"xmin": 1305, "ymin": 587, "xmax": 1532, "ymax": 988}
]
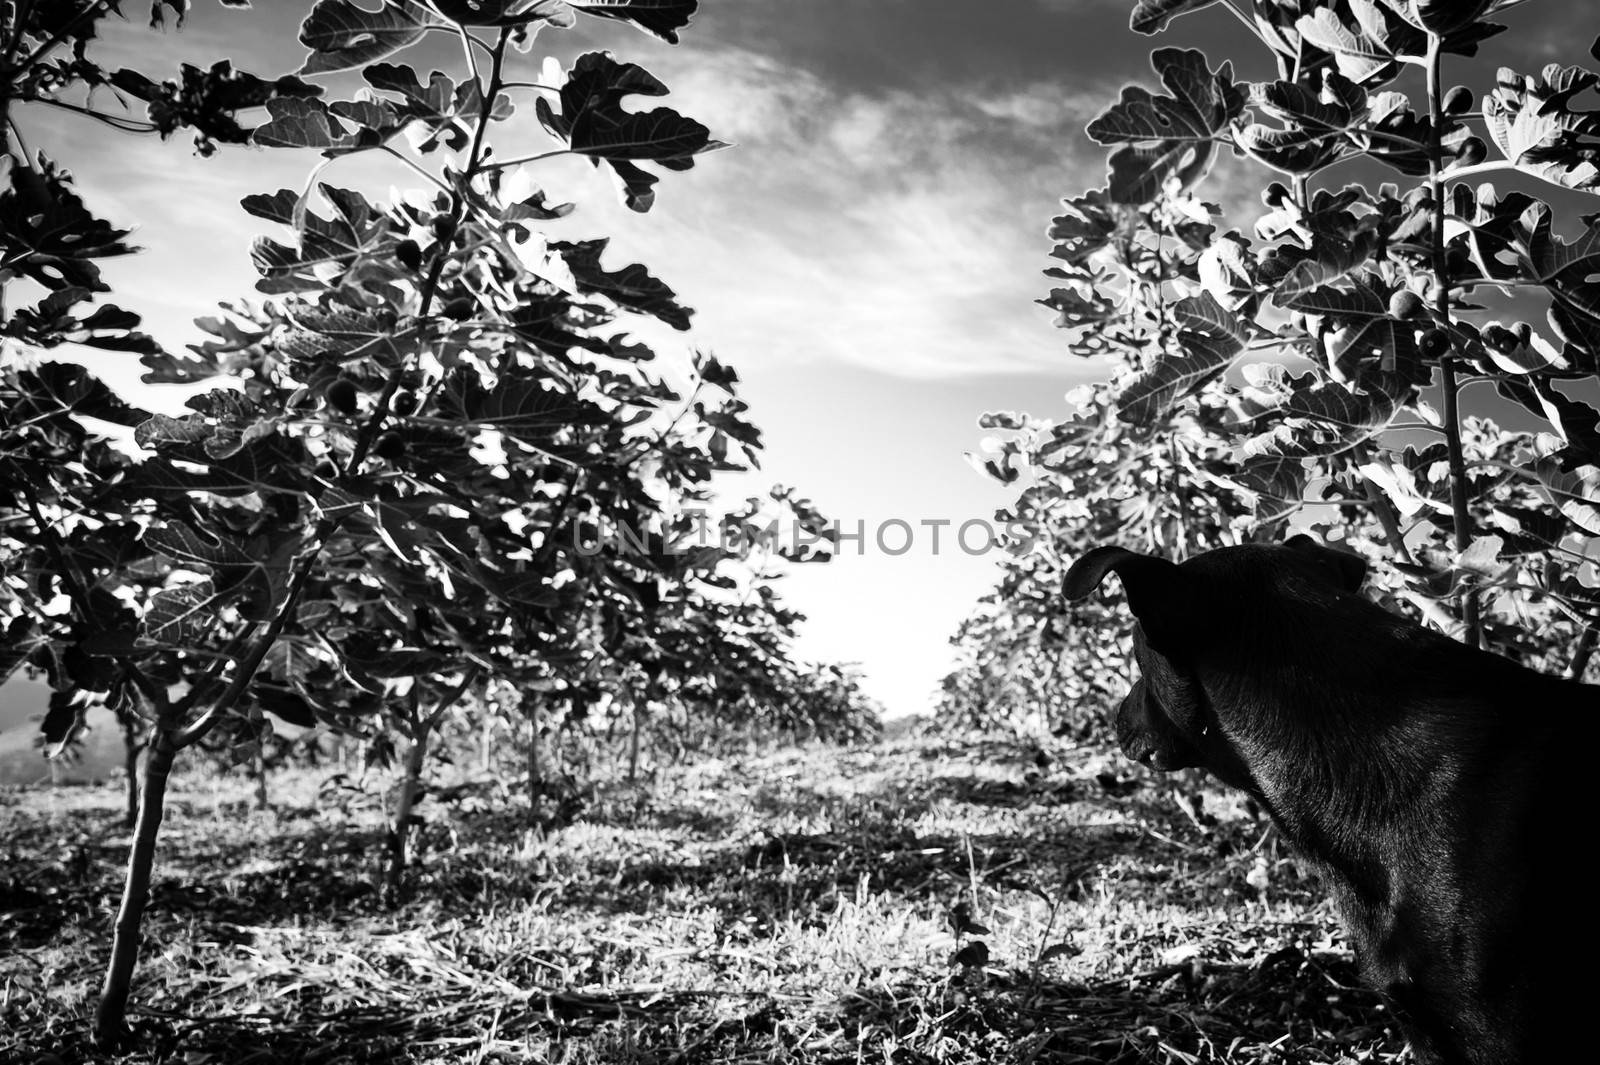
[
  {"xmin": 1199, "ymin": 545, "xmax": 1596, "ymax": 1064},
  {"xmin": 1340, "ymin": 661, "xmax": 1590, "ymax": 1063},
  {"xmin": 1066, "ymin": 539, "xmax": 1600, "ymax": 1064}
]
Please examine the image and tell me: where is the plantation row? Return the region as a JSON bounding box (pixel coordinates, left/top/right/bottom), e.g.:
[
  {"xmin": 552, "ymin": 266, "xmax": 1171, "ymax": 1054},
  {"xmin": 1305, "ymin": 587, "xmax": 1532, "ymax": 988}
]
[
  {"xmin": 944, "ymin": 0, "xmax": 1600, "ymax": 731},
  {"xmin": 0, "ymin": 0, "xmax": 877, "ymax": 1046}
]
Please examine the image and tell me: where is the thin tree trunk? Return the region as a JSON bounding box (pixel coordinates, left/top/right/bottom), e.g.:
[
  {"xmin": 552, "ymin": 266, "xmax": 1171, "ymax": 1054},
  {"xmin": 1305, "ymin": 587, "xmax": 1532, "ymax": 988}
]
[
  {"xmin": 252, "ymin": 746, "xmax": 269, "ymax": 810},
  {"xmin": 480, "ymin": 712, "xmax": 493, "ymax": 773},
  {"xmin": 380, "ymin": 668, "xmax": 475, "ymax": 905},
  {"xmin": 628, "ymin": 705, "xmax": 642, "ymax": 782},
  {"xmin": 385, "ymin": 722, "xmax": 435, "ymax": 901},
  {"xmin": 383, "ymin": 726, "xmax": 430, "ymax": 906},
  {"xmin": 121, "ymin": 723, "xmax": 141, "ymax": 829},
  {"xmin": 526, "ymin": 699, "xmax": 542, "ymax": 824},
  {"xmin": 95, "ymin": 730, "xmax": 177, "ymax": 1047}
]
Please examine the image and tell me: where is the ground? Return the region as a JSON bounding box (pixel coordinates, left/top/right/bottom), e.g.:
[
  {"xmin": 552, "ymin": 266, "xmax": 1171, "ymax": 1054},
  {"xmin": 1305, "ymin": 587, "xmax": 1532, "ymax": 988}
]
[{"xmin": 0, "ymin": 727, "xmax": 1410, "ymax": 1064}]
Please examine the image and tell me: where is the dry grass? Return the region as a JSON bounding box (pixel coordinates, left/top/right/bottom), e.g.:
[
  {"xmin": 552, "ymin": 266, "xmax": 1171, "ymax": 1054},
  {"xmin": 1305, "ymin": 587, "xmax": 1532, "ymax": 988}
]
[{"xmin": 0, "ymin": 731, "xmax": 1409, "ymax": 1063}]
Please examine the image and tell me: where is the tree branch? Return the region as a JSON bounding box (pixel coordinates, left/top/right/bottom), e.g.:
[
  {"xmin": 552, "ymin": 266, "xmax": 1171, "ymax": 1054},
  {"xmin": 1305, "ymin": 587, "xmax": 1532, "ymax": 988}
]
[
  {"xmin": 1425, "ymin": 33, "xmax": 1481, "ymax": 649},
  {"xmin": 27, "ymin": 98, "xmax": 159, "ymax": 133},
  {"xmin": 169, "ymin": 541, "xmax": 323, "ymax": 749},
  {"xmin": 343, "ymin": 30, "xmax": 511, "ymax": 480},
  {"xmin": 13, "ymin": 0, "xmax": 111, "ymax": 75},
  {"xmin": 426, "ymin": 665, "xmax": 481, "ymax": 730}
]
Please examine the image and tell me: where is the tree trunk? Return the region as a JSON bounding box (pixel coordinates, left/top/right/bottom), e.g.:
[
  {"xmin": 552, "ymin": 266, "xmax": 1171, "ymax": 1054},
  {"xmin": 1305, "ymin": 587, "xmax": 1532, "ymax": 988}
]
[
  {"xmin": 1570, "ymin": 625, "xmax": 1597, "ymax": 681},
  {"xmin": 95, "ymin": 730, "xmax": 177, "ymax": 1047},
  {"xmin": 479, "ymin": 712, "xmax": 493, "ymax": 773},
  {"xmin": 526, "ymin": 699, "xmax": 542, "ymax": 824},
  {"xmin": 252, "ymin": 746, "xmax": 269, "ymax": 810},
  {"xmin": 121, "ymin": 723, "xmax": 141, "ymax": 829},
  {"xmin": 627, "ymin": 706, "xmax": 642, "ymax": 782},
  {"xmin": 383, "ymin": 726, "xmax": 430, "ymax": 906}
]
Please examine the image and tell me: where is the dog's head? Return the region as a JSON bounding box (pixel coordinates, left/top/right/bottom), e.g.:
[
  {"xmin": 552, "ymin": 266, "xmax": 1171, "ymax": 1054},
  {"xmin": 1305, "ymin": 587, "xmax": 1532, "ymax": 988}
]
[{"xmin": 1064, "ymin": 536, "xmax": 1369, "ymax": 788}]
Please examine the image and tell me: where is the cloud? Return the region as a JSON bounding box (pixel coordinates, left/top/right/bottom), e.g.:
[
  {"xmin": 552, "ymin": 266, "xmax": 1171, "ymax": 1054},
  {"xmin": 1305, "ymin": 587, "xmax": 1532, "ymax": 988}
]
[
  {"xmin": 969, "ymin": 81, "xmax": 1109, "ymax": 128},
  {"xmin": 541, "ymin": 46, "xmax": 1111, "ymax": 379},
  {"xmin": 26, "ymin": 14, "xmax": 1121, "ymax": 390}
]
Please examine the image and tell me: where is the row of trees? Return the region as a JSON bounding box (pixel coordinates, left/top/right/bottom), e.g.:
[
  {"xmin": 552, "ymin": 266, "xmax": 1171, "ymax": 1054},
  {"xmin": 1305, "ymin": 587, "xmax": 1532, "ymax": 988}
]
[
  {"xmin": 942, "ymin": 0, "xmax": 1600, "ymax": 733},
  {"xmin": 0, "ymin": 0, "xmax": 875, "ymax": 1047}
]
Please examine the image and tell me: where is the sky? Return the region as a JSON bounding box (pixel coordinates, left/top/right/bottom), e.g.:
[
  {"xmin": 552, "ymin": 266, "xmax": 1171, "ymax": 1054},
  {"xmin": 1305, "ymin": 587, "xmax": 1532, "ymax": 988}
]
[{"xmin": 7, "ymin": 0, "xmax": 1598, "ymax": 729}]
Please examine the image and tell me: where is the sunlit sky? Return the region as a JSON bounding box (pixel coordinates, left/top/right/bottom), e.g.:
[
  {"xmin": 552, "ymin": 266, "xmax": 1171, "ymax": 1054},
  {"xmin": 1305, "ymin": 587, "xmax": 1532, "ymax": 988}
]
[{"xmin": 15, "ymin": 0, "xmax": 1598, "ymax": 721}]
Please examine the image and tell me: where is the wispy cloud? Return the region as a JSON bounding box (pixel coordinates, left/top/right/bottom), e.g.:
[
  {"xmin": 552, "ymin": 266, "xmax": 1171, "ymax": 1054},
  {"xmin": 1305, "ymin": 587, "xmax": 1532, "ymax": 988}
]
[{"xmin": 540, "ymin": 45, "xmax": 1113, "ymax": 379}]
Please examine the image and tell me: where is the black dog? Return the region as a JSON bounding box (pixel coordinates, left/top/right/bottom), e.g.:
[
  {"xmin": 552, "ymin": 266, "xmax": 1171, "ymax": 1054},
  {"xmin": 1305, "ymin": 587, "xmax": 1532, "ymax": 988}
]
[{"xmin": 1064, "ymin": 536, "xmax": 1598, "ymax": 1065}]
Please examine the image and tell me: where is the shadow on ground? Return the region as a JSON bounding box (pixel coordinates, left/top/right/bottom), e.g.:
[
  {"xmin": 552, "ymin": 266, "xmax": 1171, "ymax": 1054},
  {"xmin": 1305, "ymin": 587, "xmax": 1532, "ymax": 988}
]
[
  {"xmin": 11, "ymin": 950, "xmax": 1403, "ymax": 1065},
  {"xmin": 826, "ymin": 947, "xmax": 1402, "ymax": 1065},
  {"xmin": 3, "ymin": 735, "xmax": 1374, "ymax": 1064}
]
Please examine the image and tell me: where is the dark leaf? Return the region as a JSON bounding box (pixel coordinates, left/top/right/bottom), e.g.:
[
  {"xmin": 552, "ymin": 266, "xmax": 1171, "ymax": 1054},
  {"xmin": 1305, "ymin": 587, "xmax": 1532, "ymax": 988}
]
[
  {"xmin": 1276, "ymin": 274, "xmax": 1419, "ymax": 382},
  {"xmin": 430, "ymin": 0, "xmax": 570, "ymax": 25},
  {"xmin": 1534, "ymin": 458, "xmax": 1600, "ymax": 535},
  {"xmin": 554, "ymin": 238, "xmax": 691, "ymax": 329},
  {"xmin": 438, "ymin": 367, "xmax": 598, "ymax": 442},
  {"xmin": 1271, "ymin": 231, "xmax": 1381, "ymax": 303},
  {"xmin": 1087, "ymin": 48, "xmax": 1245, "ymax": 203},
  {"xmin": 242, "ymin": 186, "xmax": 396, "ymax": 291},
  {"xmin": 951, "ymin": 941, "xmax": 990, "ymax": 968},
  {"xmin": 0, "ymin": 167, "xmax": 135, "ymax": 292},
  {"xmin": 0, "ymin": 618, "xmax": 45, "ymax": 686},
  {"xmin": 252, "ymin": 96, "xmax": 401, "ymax": 152},
  {"xmin": 297, "ymin": 0, "xmax": 439, "ymax": 76},
  {"xmin": 255, "ymin": 686, "xmax": 318, "ymax": 727},
  {"xmin": 10, "ymin": 363, "xmax": 151, "ymax": 427},
  {"xmin": 1116, "ymin": 292, "xmax": 1245, "ymax": 423},
  {"xmin": 949, "ymin": 901, "xmax": 990, "ymax": 936},
  {"xmin": 142, "ymin": 523, "xmax": 245, "ymax": 571},
  {"xmin": 143, "ymin": 579, "xmax": 223, "ymax": 647},
  {"xmin": 149, "ymin": 1, "xmax": 253, "ymax": 30},
  {"xmin": 535, "ymin": 52, "xmax": 723, "ymax": 212},
  {"xmin": 1499, "ymin": 378, "xmax": 1600, "ymax": 465},
  {"xmin": 363, "ymin": 64, "xmax": 477, "ymax": 151},
  {"xmin": 1235, "ymin": 71, "xmax": 1370, "ymax": 175},
  {"xmin": 41, "ymin": 690, "xmax": 89, "ymax": 749},
  {"xmin": 113, "ymin": 60, "xmax": 323, "ymax": 153},
  {"xmin": 1129, "ymin": 0, "xmax": 1220, "ymax": 35},
  {"xmin": 567, "ymin": 0, "xmax": 697, "ymax": 44},
  {"xmin": 1461, "ymin": 196, "xmax": 1600, "ymax": 369}
]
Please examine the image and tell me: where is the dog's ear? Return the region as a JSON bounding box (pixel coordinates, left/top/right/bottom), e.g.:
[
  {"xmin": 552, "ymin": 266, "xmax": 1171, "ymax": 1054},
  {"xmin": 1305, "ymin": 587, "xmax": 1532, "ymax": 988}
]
[
  {"xmin": 1063, "ymin": 546, "xmax": 1190, "ymax": 653},
  {"xmin": 1285, "ymin": 534, "xmax": 1368, "ymax": 592}
]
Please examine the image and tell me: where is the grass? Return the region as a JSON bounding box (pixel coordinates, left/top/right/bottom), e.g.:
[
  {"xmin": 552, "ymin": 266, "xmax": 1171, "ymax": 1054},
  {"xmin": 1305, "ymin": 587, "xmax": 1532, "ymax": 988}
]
[{"xmin": 0, "ymin": 727, "xmax": 1410, "ymax": 1063}]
